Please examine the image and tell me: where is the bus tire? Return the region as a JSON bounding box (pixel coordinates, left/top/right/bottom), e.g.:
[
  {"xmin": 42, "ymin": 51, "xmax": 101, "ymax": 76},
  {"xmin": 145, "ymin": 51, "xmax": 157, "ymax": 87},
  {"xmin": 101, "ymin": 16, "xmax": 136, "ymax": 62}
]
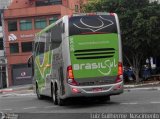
[
  {"xmin": 52, "ymin": 85, "xmax": 58, "ymax": 105},
  {"xmin": 56, "ymin": 87, "xmax": 65, "ymax": 106},
  {"xmin": 36, "ymin": 84, "xmax": 43, "ymax": 100}
]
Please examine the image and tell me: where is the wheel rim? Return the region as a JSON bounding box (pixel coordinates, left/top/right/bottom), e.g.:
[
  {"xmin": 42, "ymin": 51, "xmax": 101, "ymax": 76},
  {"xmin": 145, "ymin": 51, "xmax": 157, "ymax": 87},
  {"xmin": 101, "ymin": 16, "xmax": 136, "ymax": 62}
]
[
  {"xmin": 52, "ymin": 87, "xmax": 58, "ymax": 104},
  {"xmin": 52, "ymin": 88, "xmax": 56, "ymax": 102}
]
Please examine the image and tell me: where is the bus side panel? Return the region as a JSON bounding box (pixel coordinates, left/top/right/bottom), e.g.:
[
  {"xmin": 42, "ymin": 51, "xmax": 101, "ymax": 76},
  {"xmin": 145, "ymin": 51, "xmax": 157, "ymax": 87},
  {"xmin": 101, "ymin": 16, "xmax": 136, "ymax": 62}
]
[{"xmin": 35, "ymin": 51, "xmax": 53, "ymax": 96}]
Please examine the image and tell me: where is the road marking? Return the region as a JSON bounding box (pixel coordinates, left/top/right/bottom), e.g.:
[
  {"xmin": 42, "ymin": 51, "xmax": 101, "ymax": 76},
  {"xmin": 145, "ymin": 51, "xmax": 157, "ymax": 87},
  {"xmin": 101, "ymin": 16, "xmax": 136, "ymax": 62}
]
[
  {"xmin": 44, "ymin": 106, "xmax": 58, "ymax": 108},
  {"xmin": 23, "ymin": 107, "xmax": 37, "ymax": 110},
  {"xmin": 16, "ymin": 93, "xmax": 35, "ymax": 96},
  {"xmin": 1, "ymin": 94, "xmax": 13, "ymax": 97},
  {"xmin": 0, "ymin": 93, "xmax": 35, "ymax": 97},
  {"xmin": 1, "ymin": 109, "xmax": 13, "ymax": 111},
  {"xmin": 120, "ymin": 102, "xmax": 138, "ymax": 105},
  {"xmin": 125, "ymin": 87, "xmax": 158, "ymax": 91},
  {"xmin": 150, "ymin": 102, "xmax": 160, "ymax": 104}
]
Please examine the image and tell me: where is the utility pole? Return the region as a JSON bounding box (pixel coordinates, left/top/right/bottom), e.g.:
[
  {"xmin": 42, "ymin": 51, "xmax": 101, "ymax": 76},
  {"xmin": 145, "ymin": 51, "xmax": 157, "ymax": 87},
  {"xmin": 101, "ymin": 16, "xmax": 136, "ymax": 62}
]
[{"xmin": 0, "ymin": 65, "xmax": 2, "ymax": 89}]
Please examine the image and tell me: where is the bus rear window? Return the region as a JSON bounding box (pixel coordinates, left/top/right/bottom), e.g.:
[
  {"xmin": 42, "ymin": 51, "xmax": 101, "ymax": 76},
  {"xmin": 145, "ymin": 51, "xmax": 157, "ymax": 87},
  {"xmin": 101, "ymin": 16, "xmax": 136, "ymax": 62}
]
[{"xmin": 69, "ymin": 15, "xmax": 117, "ymax": 36}]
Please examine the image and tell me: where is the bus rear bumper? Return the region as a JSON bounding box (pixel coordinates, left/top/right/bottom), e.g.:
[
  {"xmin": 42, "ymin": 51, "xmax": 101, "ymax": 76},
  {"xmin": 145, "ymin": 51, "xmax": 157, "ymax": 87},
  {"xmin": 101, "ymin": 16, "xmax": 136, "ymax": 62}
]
[{"xmin": 62, "ymin": 82, "xmax": 123, "ymax": 99}]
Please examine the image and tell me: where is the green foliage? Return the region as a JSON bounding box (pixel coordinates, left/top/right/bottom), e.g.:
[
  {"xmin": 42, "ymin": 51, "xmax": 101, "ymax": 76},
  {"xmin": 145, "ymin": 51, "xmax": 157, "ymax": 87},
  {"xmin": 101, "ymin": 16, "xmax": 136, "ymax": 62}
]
[{"xmin": 84, "ymin": 0, "xmax": 160, "ymax": 82}]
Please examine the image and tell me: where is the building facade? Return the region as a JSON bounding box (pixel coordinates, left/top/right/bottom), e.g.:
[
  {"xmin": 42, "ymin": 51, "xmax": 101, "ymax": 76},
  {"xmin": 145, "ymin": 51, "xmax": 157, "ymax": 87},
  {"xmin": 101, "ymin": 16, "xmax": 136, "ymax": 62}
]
[
  {"xmin": 0, "ymin": 0, "xmax": 11, "ymax": 88},
  {"xmin": 0, "ymin": 25, "xmax": 7, "ymax": 88},
  {"xmin": 2, "ymin": 0, "xmax": 87, "ymax": 87},
  {"xmin": 0, "ymin": 0, "xmax": 12, "ymax": 9}
]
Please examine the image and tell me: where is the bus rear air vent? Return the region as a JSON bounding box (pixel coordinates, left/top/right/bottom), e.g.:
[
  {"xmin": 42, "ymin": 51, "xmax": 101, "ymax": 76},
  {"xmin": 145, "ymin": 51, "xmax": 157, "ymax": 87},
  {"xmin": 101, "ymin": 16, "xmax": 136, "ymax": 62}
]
[{"xmin": 74, "ymin": 48, "xmax": 115, "ymax": 59}]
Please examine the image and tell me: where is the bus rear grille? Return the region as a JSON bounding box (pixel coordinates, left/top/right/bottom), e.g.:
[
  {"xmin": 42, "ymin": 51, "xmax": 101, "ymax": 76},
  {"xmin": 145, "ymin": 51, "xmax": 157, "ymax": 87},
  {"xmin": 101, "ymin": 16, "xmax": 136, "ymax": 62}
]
[{"xmin": 74, "ymin": 48, "xmax": 115, "ymax": 59}]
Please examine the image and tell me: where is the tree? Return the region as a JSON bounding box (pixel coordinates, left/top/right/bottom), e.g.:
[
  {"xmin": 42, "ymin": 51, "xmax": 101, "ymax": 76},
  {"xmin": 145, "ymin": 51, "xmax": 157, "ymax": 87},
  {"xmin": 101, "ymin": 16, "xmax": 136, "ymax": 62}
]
[{"xmin": 84, "ymin": 0, "xmax": 160, "ymax": 83}]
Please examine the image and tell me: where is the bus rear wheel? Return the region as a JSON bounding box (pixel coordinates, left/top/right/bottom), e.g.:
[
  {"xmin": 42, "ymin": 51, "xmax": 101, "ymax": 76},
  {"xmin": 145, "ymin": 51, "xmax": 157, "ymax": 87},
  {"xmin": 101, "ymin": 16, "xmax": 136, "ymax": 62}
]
[
  {"xmin": 56, "ymin": 88, "xmax": 65, "ymax": 106},
  {"xmin": 52, "ymin": 85, "xmax": 65, "ymax": 106},
  {"xmin": 36, "ymin": 85, "xmax": 43, "ymax": 100}
]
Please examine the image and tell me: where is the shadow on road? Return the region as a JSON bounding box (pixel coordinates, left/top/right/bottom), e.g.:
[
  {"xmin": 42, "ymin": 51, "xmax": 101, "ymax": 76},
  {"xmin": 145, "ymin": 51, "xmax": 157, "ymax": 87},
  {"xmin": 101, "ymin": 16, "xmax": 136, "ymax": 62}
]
[{"xmin": 38, "ymin": 96, "xmax": 120, "ymax": 108}]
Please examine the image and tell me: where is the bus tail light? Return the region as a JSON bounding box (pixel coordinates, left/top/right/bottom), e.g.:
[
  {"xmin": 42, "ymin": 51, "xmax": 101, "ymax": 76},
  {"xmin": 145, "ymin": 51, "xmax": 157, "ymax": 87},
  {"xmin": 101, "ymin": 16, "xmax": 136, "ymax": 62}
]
[
  {"xmin": 72, "ymin": 88, "xmax": 80, "ymax": 93},
  {"xmin": 118, "ymin": 62, "xmax": 123, "ymax": 75},
  {"xmin": 67, "ymin": 66, "xmax": 78, "ymax": 86},
  {"xmin": 116, "ymin": 62, "xmax": 123, "ymax": 83}
]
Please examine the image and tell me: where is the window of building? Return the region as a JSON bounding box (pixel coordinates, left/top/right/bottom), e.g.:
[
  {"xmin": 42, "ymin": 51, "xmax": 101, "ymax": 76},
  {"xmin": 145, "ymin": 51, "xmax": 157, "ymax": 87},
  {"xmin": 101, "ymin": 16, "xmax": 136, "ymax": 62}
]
[
  {"xmin": 35, "ymin": 18, "xmax": 47, "ymax": 29},
  {"xmin": 21, "ymin": 42, "xmax": 33, "ymax": 52},
  {"xmin": 0, "ymin": 38, "xmax": 3, "ymax": 50},
  {"xmin": 20, "ymin": 19, "xmax": 32, "ymax": 31},
  {"xmin": 75, "ymin": 5, "xmax": 79, "ymax": 12},
  {"xmin": 35, "ymin": 0, "xmax": 62, "ymax": 6},
  {"xmin": 49, "ymin": 16, "xmax": 58, "ymax": 25},
  {"xmin": 8, "ymin": 20, "xmax": 17, "ymax": 31},
  {"xmin": 10, "ymin": 43, "xmax": 19, "ymax": 53}
]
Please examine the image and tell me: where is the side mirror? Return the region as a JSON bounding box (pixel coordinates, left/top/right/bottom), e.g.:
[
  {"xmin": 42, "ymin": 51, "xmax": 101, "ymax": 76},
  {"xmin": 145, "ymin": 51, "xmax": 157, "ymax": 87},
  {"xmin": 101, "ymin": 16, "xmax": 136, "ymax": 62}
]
[
  {"xmin": 27, "ymin": 55, "xmax": 34, "ymax": 76},
  {"xmin": 28, "ymin": 55, "xmax": 33, "ymax": 67}
]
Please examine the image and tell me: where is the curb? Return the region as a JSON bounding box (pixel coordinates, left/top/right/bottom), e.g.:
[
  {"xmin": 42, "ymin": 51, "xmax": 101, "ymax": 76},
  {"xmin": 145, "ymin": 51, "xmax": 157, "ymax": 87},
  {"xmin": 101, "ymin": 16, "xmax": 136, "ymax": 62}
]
[
  {"xmin": 124, "ymin": 82, "xmax": 160, "ymax": 91},
  {"xmin": 0, "ymin": 89, "xmax": 13, "ymax": 93},
  {"xmin": 0, "ymin": 89, "xmax": 33, "ymax": 94},
  {"xmin": 124, "ymin": 82, "xmax": 160, "ymax": 88},
  {"xmin": 0, "ymin": 85, "xmax": 33, "ymax": 94},
  {"xmin": 125, "ymin": 87, "xmax": 160, "ymax": 91},
  {"xmin": 0, "ymin": 92, "xmax": 35, "ymax": 97}
]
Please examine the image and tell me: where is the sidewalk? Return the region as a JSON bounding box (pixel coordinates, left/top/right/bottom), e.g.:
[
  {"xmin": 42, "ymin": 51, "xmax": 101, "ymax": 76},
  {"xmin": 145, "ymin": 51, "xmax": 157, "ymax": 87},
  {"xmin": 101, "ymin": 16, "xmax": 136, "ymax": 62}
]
[{"xmin": 0, "ymin": 84, "xmax": 34, "ymax": 94}]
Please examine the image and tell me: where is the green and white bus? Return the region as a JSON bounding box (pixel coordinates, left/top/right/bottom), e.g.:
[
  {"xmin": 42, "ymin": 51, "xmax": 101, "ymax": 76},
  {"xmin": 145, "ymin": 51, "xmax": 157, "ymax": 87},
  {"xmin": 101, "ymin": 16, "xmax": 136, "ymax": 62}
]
[{"xmin": 30, "ymin": 13, "xmax": 123, "ymax": 105}]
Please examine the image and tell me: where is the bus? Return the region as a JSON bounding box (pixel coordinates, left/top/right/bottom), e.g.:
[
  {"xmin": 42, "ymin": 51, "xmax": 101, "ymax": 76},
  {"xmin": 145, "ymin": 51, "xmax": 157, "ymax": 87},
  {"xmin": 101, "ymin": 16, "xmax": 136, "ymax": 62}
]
[{"xmin": 30, "ymin": 13, "xmax": 123, "ymax": 106}]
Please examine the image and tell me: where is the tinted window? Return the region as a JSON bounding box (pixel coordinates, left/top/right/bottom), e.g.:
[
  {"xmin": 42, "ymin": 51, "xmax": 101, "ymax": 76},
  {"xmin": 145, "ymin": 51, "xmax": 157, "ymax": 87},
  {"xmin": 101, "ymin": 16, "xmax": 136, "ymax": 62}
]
[
  {"xmin": 50, "ymin": 22, "xmax": 63, "ymax": 49},
  {"xmin": 20, "ymin": 19, "xmax": 32, "ymax": 31},
  {"xmin": 21, "ymin": 42, "xmax": 33, "ymax": 52},
  {"xmin": 69, "ymin": 15, "xmax": 117, "ymax": 36},
  {"xmin": 35, "ymin": 42, "xmax": 45, "ymax": 56},
  {"xmin": 49, "ymin": 16, "xmax": 58, "ymax": 25},
  {"xmin": 75, "ymin": 5, "xmax": 79, "ymax": 12},
  {"xmin": 0, "ymin": 38, "xmax": 3, "ymax": 50},
  {"xmin": 45, "ymin": 32, "xmax": 51, "ymax": 52},
  {"xmin": 35, "ymin": 0, "xmax": 62, "ymax": 6},
  {"xmin": 34, "ymin": 33, "xmax": 47, "ymax": 56},
  {"xmin": 8, "ymin": 20, "xmax": 17, "ymax": 31},
  {"xmin": 35, "ymin": 18, "xmax": 47, "ymax": 29},
  {"xmin": 10, "ymin": 43, "xmax": 19, "ymax": 53}
]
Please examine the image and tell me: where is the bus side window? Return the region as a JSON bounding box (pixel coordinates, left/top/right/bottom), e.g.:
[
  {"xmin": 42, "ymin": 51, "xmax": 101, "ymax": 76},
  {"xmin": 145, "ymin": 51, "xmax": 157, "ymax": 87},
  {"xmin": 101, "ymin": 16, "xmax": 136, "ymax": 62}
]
[
  {"xmin": 45, "ymin": 31, "xmax": 51, "ymax": 52},
  {"xmin": 50, "ymin": 22, "xmax": 63, "ymax": 50},
  {"xmin": 37, "ymin": 42, "xmax": 45, "ymax": 55},
  {"xmin": 34, "ymin": 42, "xmax": 38, "ymax": 56}
]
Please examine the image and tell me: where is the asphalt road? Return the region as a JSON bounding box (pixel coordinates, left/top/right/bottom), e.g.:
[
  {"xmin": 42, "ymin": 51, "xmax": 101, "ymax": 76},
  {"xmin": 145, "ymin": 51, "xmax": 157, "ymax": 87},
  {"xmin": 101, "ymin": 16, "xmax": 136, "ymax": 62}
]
[
  {"xmin": 0, "ymin": 90, "xmax": 160, "ymax": 113},
  {"xmin": 0, "ymin": 89, "xmax": 160, "ymax": 114}
]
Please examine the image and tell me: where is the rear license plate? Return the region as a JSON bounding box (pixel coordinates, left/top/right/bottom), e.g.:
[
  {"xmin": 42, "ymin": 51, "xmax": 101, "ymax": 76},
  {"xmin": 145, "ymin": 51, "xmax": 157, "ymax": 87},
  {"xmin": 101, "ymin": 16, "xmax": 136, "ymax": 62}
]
[{"xmin": 92, "ymin": 88, "xmax": 102, "ymax": 92}]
